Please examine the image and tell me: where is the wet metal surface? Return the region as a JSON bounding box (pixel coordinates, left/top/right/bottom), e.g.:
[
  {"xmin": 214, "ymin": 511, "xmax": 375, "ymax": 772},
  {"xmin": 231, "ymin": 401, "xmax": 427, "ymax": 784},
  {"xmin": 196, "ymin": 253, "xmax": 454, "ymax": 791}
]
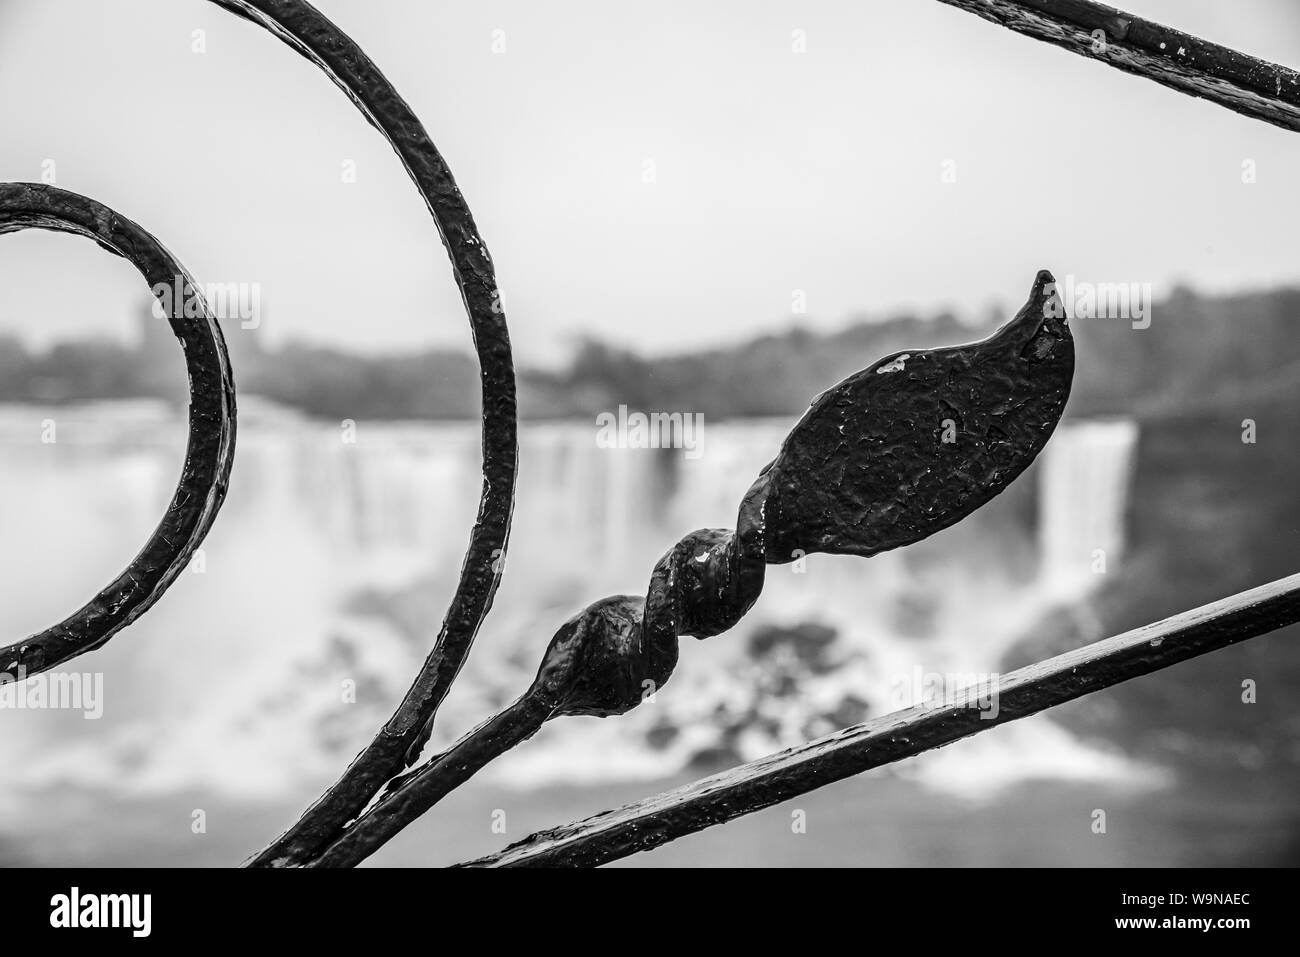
[
  {"xmin": 0, "ymin": 184, "xmax": 236, "ymax": 678},
  {"xmin": 312, "ymin": 273, "xmax": 1075, "ymax": 866}
]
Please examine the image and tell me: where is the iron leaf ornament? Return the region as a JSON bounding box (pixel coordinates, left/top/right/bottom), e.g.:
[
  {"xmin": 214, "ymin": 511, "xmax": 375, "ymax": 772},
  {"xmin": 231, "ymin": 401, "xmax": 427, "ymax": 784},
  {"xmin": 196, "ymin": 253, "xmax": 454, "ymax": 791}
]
[
  {"xmin": 314, "ymin": 271, "xmax": 1074, "ymax": 866},
  {"xmin": 755, "ymin": 268, "xmax": 1073, "ymax": 563}
]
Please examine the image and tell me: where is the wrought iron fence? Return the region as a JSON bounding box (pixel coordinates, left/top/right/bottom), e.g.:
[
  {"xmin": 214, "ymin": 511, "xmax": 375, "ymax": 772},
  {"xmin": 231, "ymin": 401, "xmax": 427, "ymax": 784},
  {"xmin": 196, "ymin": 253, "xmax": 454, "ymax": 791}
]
[{"xmin": 2, "ymin": 0, "xmax": 1297, "ymax": 868}]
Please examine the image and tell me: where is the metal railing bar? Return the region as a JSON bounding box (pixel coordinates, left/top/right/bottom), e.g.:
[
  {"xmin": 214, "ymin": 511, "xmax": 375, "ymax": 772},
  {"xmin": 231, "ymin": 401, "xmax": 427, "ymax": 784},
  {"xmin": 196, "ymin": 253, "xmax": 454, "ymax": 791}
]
[
  {"xmin": 935, "ymin": 0, "xmax": 1300, "ymax": 133},
  {"xmin": 458, "ymin": 573, "xmax": 1300, "ymax": 867}
]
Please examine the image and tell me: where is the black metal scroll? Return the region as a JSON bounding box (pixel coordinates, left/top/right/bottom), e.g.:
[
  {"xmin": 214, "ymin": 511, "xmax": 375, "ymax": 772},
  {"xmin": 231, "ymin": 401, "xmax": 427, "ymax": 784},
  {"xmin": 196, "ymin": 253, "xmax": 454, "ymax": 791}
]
[
  {"xmin": 206, "ymin": 0, "xmax": 521, "ymax": 870},
  {"xmin": 0, "ymin": 0, "xmax": 519, "ymax": 870},
  {"xmin": 0, "ymin": 184, "xmax": 236, "ymax": 677}
]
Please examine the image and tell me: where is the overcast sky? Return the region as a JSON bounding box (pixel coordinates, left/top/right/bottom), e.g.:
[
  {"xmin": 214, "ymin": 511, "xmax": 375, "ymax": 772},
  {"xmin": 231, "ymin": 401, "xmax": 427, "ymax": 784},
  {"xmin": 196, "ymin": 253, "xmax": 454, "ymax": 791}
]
[{"xmin": 2, "ymin": 0, "xmax": 1299, "ymax": 363}]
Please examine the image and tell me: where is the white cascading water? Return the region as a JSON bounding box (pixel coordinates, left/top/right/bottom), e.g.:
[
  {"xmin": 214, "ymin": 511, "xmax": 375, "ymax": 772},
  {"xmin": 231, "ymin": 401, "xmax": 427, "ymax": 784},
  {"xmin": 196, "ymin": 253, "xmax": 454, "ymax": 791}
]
[
  {"xmin": 1036, "ymin": 419, "xmax": 1141, "ymax": 601},
  {"xmin": 0, "ymin": 402, "xmax": 1160, "ymax": 804}
]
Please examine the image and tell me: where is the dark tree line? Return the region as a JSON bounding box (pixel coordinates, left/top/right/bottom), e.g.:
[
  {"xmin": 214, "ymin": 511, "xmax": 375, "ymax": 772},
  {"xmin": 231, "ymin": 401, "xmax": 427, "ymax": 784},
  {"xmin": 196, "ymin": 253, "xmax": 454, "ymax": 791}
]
[{"xmin": 2, "ymin": 285, "xmax": 1298, "ymax": 421}]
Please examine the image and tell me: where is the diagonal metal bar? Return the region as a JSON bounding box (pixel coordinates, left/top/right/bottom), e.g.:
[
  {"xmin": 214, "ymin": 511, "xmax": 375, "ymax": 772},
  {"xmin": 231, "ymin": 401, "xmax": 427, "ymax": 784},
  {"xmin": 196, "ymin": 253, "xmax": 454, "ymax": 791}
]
[
  {"xmin": 458, "ymin": 573, "xmax": 1300, "ymax": 867},
  {"xmin": 934, "ymin": 0, "xmax": 1300, "ymax": 133}
]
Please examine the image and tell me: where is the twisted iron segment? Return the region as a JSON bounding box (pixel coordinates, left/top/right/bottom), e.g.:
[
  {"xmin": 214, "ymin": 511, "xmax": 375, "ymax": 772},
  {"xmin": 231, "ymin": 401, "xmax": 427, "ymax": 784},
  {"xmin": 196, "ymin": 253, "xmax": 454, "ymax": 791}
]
[
  {"xmin": 213, "ymin": 0, "xmax": 520, "ymax": 868},
  {"xmin": 306, "ymin": 272, "xmax": 1075, "ymax": 867},
  {"xmin": 0, "ymin": 183, "xmax": 236, "ymax": 678}
]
